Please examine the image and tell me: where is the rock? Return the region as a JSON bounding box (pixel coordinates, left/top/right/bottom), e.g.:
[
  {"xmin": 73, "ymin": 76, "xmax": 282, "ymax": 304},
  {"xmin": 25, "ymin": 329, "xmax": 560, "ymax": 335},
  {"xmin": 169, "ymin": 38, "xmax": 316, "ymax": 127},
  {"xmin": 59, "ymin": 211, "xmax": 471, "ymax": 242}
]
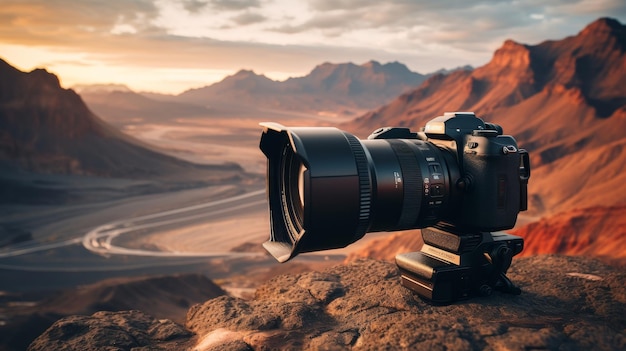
[
  {"xmin": 27, "ymin": 310, "xmax": 193, "ymax": 351},
  {"xmin": 29, "ymin": 256, "xmax": 626, "ymax": 350},
  {"xmin": 187, "ymin": 256, "xmax": 625, "ymax": 351}
]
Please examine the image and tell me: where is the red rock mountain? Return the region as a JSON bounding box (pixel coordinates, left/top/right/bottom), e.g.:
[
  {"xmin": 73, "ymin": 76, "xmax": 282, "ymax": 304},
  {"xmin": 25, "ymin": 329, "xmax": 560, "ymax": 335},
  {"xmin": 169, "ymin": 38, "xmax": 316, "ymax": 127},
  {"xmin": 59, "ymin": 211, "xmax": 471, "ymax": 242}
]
[
  {"xmin": 345, "ymin": 18, "xmax": 626, "ymax": 265},
  {"xmin": 511, "ymin": 205, "xmax": 626, "ymax": 265},
  {"xmin": 0, "ymin": 58, "xmax": 241, "ymax": 179}
]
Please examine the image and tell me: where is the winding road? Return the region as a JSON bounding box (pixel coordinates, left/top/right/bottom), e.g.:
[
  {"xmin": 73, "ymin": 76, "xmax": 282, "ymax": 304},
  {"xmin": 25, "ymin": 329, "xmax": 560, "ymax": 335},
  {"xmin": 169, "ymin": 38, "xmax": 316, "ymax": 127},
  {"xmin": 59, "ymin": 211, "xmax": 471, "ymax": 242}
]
[
  {"xmin": 82, "ymin": 189, "xmax": 267, "ymax": 257},
  {"xmin": 0, "ymin": 189, "xmax": 267, "ymax": 260}
]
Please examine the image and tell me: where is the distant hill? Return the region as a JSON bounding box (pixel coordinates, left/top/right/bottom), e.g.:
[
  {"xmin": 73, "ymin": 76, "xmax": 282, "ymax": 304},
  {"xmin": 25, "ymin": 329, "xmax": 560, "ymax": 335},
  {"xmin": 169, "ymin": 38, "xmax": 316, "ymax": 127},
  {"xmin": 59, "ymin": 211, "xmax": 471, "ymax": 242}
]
[
  {"xmin": 175, "ymin": 61, "xmax": 428, "ymax": 114},
  {"xmin": 0, "ymin": 58, "xmax": 242, "ymax": 180},
  {"xmin": 39, "ymin": 273, "xmax": 225, "ymax": 322},
  {"xmin": 344, "ymin": 17, "xmax": 626, "ymax": 264},
  {"xmin": 77, "ymin": 86, "xmax": 211, "ymax": 127}
]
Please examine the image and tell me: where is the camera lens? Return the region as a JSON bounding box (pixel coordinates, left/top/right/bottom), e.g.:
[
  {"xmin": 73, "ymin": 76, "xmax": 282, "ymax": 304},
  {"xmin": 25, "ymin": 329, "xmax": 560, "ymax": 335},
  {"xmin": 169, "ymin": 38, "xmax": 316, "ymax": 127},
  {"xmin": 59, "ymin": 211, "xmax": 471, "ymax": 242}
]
[
  {"xmin": 260, "ymin": 122, "xmax": 455, "ymax": 262},
  {"xmin": 280, "ymin": 145, "xmax": 306, "ymax": 241}
]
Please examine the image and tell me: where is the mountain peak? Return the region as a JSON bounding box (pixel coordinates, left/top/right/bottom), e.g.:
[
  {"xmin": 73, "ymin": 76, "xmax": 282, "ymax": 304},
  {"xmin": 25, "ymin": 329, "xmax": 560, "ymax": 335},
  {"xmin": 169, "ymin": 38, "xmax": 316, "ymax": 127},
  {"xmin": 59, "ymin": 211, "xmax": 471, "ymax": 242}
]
[
  {"xmin": 579, "ymin": 17, "xmax": 625, "ymax": 37},
  {"xmin": 472, "ymin": 38, "xmax": 533, "ymax": 87},
  {"xmin": 0, "ymin": 64, "xmax": 69, "ymax": 102},
  {"xmin": 490, "ymin": 39, "xmax": 531, "ymax": 68},
  {"xmin": 232, "ymin": 69, "xmax": 263, "ymax": 79},
  {"xmin": 576, "ymin": 17, "xmax": 626, "ymax": 54},
  {"xmin": 215, "ymin": 69, "xmax": 275, "ymax": 86},
  {"xmin": 26, "ymin": 68, "xmax": 62, "ymax": 90},
  {"xmin": 360, "ymin": 60, "xmax": 381, "ymax": 69}
]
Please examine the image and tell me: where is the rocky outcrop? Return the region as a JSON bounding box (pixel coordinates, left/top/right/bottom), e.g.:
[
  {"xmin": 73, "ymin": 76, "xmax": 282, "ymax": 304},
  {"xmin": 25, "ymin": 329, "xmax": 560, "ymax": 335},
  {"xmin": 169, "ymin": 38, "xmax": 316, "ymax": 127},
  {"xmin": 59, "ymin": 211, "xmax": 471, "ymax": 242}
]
[
  {"xmin": 2, "ymin": 274, "xmax": 226, "ymax": 351},
  {"xmin": 30, "ymin": 256, "xmax": 626, "ymax": 350},
  {"xmin": 28, "ymin": 310, "xmax": 194, "ymax": 351}
]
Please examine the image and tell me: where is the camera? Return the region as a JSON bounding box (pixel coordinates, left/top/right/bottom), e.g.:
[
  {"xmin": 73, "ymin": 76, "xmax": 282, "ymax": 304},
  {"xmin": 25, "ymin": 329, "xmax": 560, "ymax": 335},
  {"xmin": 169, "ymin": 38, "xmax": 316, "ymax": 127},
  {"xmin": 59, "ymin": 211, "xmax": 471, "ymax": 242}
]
[{"xmin": 259, "ymin": 112, "xmax": 530, "ymax": 303}]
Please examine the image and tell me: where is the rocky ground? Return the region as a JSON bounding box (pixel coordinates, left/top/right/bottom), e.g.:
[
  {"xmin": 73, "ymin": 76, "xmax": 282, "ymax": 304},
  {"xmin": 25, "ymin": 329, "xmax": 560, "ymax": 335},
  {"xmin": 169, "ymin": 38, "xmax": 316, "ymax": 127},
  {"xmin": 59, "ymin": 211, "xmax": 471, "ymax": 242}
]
[{"xmin": 29, "ymin": 255, "xmax": 626, "ymax": 350}]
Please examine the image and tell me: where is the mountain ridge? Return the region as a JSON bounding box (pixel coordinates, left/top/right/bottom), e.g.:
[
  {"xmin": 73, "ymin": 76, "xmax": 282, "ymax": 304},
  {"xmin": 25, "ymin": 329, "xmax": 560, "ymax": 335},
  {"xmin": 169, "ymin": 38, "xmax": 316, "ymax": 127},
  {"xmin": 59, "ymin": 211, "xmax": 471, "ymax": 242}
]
[
  {"xmin": 174, "ymin": 60, "xmax": 429, "ymax": 113},
  {"xmin": 348, "ymin": 17, "xmax": 626, "ymax": 133},
  {"xmin": 81, "ymin": 61, "xmax": 474, "ymax": 122}
]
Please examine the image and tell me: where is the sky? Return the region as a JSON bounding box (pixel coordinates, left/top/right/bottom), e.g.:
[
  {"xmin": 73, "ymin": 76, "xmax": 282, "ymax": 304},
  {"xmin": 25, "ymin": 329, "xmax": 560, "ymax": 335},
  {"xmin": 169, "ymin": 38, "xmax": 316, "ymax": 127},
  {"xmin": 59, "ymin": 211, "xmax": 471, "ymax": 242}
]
[{"xmin": 1, "ymin": 0, "xmax": 625, "ymax": 94}]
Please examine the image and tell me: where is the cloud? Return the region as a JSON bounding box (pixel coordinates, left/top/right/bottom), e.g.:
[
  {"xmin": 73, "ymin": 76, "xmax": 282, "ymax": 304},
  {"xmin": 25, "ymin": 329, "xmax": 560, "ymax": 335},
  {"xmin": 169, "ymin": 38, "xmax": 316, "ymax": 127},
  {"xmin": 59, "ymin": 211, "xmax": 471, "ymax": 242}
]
[
  {"xmin": 206, "ymin": 0, "xmax": 261, "ymax": 11},
  {"xmin": 230, "ymin": 11, "xmax": 267, "ymax": 26},
  {"xmin": 3, "ymin": 0, "xmax": 623, "ymax": 51},
  {"xmin": 0, "ymin": 0, "xmax": 161, "ymax": 45},
  {"xmin": 0, "ymin": 0, "xmax": 624, "ymax": 93},
  {"xmin": 277, "ymin": 0, "xmax": 625, "ymax": 58},
  {"xmin": 181, "ymin": 0, "xmax": 209, "ymax": 13}
]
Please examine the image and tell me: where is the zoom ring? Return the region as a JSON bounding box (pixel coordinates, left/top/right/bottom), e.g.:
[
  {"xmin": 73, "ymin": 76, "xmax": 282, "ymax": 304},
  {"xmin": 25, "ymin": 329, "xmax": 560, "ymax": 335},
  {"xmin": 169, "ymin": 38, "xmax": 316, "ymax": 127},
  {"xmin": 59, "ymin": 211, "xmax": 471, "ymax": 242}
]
[{"xmin": 389, "ymin": 139, "xmax": 423, "ymax": 229}]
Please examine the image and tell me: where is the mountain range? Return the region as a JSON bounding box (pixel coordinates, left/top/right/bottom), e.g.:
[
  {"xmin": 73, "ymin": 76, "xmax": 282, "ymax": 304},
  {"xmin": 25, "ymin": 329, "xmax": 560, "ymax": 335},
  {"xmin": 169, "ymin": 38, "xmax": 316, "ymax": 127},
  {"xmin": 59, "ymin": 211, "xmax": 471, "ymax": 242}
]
[
  {"xmin": 345, "ymin": 17, "xmax": 626, "ymax": 265},
  {"xmin": 178, "ymin": 60, "xmax": 429, "ymax": 112},
  {"xmin": 80, "ymin": 61, "xmax": 452, "ymax": 120}
]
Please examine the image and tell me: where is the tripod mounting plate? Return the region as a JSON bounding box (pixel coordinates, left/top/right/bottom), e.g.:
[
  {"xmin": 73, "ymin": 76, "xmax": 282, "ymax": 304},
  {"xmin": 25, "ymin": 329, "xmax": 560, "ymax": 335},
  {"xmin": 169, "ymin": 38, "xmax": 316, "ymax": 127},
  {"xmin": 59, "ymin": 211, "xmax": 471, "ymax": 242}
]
[{"xmin": 396, "ymin": 226, "xmax": 523, "ymax": 304}]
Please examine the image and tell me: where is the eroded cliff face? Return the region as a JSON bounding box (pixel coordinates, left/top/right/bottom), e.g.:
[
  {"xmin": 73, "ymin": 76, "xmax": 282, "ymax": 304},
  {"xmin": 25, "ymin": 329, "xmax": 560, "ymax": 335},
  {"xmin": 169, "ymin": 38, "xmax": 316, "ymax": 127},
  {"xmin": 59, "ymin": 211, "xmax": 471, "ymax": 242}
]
[
  {"xmin": 29, "ymin": 256, "xmax": 626, "ymax": 350},
  {"xmin": 511, "ymin": 205, "xmax": 626, "ymax": 266}
]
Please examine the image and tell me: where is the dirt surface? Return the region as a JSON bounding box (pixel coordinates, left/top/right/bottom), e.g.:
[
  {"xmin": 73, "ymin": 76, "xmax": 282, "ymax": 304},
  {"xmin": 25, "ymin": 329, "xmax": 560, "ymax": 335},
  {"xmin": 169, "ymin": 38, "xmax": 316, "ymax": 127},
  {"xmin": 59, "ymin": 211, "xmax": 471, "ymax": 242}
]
[{"xmin": 29, "ymin": 255, "xmax": 626, "ymax": 350}]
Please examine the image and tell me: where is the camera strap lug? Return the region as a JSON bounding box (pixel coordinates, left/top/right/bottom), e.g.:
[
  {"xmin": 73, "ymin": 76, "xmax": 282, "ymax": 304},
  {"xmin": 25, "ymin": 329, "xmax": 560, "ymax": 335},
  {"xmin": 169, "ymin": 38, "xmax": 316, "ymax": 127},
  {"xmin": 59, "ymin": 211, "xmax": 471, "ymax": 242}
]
[
  {"xmin": 518, "ymin": 149, "xmax": 531, "ymax": 211},
  {"xmin": 502, "ymin": 145, "xmax": 518, "ymax": 154}
]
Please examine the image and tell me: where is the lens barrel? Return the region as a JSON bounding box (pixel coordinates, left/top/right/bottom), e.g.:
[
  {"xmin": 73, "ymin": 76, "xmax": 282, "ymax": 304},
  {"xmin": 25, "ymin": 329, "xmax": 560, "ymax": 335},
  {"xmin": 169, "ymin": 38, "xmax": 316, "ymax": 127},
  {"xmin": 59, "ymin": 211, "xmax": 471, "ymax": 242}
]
[{"xmin": 259, "ymin": 122, "xmax": 455, "ymax": 262}]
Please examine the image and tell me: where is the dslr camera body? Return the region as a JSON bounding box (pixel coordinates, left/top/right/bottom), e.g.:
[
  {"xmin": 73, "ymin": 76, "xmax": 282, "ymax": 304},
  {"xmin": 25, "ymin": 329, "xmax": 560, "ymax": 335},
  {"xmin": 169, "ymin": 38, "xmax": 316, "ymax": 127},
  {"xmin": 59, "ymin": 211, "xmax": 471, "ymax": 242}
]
[
  {"xmin": 259, "ymin": 112, "xmax": 530, "ymax": 304},
  {"xmin": 372, "ymin": 112, "xmax": 530, "ymax": 303}
]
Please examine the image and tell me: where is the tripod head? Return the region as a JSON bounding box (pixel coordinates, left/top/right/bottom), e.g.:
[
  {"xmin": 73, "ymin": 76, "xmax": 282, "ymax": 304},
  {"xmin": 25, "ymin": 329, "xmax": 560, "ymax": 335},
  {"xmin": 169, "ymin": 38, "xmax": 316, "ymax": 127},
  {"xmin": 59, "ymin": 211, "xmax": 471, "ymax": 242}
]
[{"xmin": 396, "ymin": 225, "xmax": 523, "ymax": 303}]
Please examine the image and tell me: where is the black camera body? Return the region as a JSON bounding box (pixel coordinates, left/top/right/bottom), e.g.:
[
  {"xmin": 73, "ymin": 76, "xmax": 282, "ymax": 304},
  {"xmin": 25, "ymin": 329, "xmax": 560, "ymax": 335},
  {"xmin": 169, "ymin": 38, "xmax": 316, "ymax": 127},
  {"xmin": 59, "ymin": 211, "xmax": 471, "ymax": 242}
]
[
  {"xmin": 259, "ymin": 112, "xmax": 531, "ymax": 303},
  {"xmin": 369, "ymin": 112, "xmax": 530, "ymax": 232}
]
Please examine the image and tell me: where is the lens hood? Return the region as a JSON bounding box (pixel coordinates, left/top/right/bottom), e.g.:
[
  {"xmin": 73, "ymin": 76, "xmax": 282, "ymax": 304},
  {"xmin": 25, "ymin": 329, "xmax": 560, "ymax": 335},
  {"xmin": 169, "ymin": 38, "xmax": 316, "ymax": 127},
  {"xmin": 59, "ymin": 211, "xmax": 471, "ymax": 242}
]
[{"xmin": 259, "ymin": 122, "xmax": 371, "ymax": 262}]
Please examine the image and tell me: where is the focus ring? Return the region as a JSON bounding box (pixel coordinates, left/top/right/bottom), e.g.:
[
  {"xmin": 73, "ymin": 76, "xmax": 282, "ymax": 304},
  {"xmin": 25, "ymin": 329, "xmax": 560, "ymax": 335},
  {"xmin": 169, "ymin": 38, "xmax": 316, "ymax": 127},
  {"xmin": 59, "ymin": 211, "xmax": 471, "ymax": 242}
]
[
  {"xmin": 389, "ymin": 140, "xmax": 422, "ymax": 229},
  {"xmin": 345, "ymin": 133, "xmax": 372, "ymax": 239}
]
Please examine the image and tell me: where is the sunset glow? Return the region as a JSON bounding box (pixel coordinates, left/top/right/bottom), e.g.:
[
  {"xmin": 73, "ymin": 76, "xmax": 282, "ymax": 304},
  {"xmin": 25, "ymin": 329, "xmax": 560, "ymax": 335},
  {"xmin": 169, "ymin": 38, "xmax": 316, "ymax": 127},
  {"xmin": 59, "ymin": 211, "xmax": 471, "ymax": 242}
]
[{"xmin": 1, "ymin": 0, "xmax": 625, "ymax": 94}]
